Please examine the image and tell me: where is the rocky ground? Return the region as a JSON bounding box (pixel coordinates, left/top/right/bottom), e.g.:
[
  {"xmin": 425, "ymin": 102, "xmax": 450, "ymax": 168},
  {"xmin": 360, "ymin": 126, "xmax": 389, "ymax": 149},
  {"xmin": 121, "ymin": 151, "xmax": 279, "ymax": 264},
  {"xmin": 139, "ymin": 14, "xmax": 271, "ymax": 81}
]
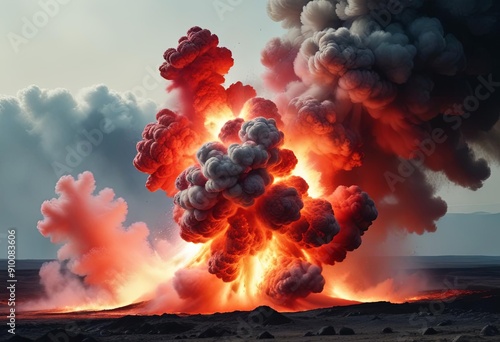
[
  {"xmin": 2, "ymin": 257, "xmax": 500, "ymax": 342},
  {"xmin": 3, "ymin": 289, "xmax": 499, "ymax": 342}
]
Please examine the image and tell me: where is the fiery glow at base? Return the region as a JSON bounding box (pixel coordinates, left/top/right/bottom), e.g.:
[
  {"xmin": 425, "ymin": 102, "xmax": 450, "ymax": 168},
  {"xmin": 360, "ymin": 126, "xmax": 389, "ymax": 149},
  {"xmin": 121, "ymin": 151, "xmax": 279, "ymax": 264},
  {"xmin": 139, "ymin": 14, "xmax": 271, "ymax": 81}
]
[{"xmin": 30, "ymin": 0, "xmax": 500, "ymax": 315}]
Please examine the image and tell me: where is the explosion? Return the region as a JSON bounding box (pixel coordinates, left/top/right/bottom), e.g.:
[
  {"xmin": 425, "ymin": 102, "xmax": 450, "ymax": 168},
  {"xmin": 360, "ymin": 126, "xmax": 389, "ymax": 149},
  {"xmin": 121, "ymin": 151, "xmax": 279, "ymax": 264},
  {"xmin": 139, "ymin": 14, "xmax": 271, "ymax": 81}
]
[
  {"xmin": 33, "ymin": 1, "xmax": 500, "ymax": 314},
  {"xmin": 131, "ymin": 26, "xmax": 378, "ymax": 308}
]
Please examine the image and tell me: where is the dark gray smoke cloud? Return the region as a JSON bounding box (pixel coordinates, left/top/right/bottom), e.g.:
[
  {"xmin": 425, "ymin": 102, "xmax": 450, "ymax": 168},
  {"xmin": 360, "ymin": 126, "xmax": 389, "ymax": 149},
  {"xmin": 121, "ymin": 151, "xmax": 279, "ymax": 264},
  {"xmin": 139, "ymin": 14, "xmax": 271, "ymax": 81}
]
[{"xmin": 264, "ymin": 0, "xmax": 500, "ymax": 236}]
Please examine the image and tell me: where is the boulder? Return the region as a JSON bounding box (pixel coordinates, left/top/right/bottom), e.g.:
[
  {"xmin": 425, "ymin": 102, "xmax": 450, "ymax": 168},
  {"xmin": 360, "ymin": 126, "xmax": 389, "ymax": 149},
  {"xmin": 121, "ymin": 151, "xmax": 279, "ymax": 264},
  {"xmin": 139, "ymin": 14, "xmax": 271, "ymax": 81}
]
[
  {"xmin": 480, "ymin": 324, "xmax": 499, "ymax": 336},
  {"xmin": 317, "ymin": 326, "xmax": 336, "ymax": 336},
  {"xmin": 422, "ymin": 327, "xmax": 438, "ymax": 335},
  {"xmin": 339, "ymin": 327, "xmax": 355, "ymax": 335},
  {"xmin": 257, "ymin": 331, "xmax": 275, "ymax": 339},
  {"xmin": 248, "ymin": 306, "xmax": 292, "ymax": 326}
]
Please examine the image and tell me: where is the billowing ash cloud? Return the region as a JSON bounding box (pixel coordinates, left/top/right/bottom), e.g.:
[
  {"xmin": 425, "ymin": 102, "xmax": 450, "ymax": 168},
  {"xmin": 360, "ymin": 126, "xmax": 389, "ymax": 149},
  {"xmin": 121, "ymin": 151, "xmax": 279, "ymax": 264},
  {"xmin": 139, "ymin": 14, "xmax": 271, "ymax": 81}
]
[{"xmin": 264, "ymin": 0, "xmax": 500, "ymax": 235}]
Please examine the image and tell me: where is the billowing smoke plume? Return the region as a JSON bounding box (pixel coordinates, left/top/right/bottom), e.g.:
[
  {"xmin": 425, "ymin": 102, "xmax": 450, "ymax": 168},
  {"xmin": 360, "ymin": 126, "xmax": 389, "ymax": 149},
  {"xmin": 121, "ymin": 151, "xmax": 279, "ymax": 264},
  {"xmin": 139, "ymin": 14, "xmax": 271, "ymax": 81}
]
[
  {"xmin": 33, "ymin": 172, "xmax": 168, "ymax": 310},
  {"xmin": 264, "ymin": 0, "xmax": 500, "ymax": 237}
]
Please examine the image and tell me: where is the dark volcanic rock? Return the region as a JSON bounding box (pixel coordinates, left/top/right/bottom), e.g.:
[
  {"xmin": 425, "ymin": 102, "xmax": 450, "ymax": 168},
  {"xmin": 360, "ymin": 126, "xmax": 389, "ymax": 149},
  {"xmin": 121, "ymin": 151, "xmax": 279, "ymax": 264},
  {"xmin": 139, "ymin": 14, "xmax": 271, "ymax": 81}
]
[
  {"xmin": 104, "ymin": 315, "xmax": 145, "ymax": 332},
  {"xmin": 103, "ymin": 314, "xmax": 192, "ymax": 335},
  {"xmin": 339, "ymin": 327, "xmax": 355, "ymax": 335},
  {"xmin": 98, "ymin": 330, "xmax": 111, "ymax": 337},
  {"xmin": 198, "ymin": 327, "xmax": 232, "ymax": 338},
  {"xmin": 422, "ymin": 327, "xmax": 439, "ymax": 335},
  {"xmin": 198, "ymin": 328, "xmax": 219, "ymax": 338},
  {"xmin": 136, "ymin": 323, "xmax": 155, "ymax": 334},
  {"xmin": 480, "ymin": 324, "xmax": 499, "ymax": 336},
  {"xmin": 438, "ymin": 319, "xmax": 453, "ymax": 326},
  {"xmin": 160, "ymin": 313, "xmax": 180, "ymax": 319},
  {"xmin": 34, "ymin": 329, "xmax": 98, "ymax": 342},
  {"xmin": 248, "ymin": 306, "xmax": 292, "ymax": 326},
  {"xmin": 155, "ymin": 321, "xmax": 193, "ymax": 334},
  {"xmin": 317, "ymin": 326, "xmax": 336, "ymax": 336},
  {"xmin": 382, "ymin": 327, "xmax": 393, "ymax": 333},
  {"xmin": 257, "ymin": 331, "xmax": 275, "ymax": 339},
  {"xmin": 8, "ymin": 336, "xmax": 33, "ymax": 342}
]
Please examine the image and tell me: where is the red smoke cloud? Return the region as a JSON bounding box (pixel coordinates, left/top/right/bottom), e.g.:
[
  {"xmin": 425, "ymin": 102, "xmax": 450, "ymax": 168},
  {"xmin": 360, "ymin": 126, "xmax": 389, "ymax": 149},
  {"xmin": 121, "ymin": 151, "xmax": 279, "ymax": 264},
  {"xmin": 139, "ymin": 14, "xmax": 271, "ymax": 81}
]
[
  {"xmin": 33, "ymin": 172, "xmax": 168, "ymax": 311},
  {"xmin": 133, "ymin": 27, "xmax": 255, "ymax": 196},
  {"xmin": 35, "ymin": 0, "xmax": 500, "ymax": 313}
]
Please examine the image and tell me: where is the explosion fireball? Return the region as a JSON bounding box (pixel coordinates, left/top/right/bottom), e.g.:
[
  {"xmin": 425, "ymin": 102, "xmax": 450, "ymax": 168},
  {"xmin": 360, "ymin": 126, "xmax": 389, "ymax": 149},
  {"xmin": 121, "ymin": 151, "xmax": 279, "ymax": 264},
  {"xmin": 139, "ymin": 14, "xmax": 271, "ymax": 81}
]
[
  {"xmin": 33, "ymin": 1, "xmax": 500, "ymax": 314},
  {"xmin": 134, "ymin": 25, "xmax": 380, "ymax": 309}
]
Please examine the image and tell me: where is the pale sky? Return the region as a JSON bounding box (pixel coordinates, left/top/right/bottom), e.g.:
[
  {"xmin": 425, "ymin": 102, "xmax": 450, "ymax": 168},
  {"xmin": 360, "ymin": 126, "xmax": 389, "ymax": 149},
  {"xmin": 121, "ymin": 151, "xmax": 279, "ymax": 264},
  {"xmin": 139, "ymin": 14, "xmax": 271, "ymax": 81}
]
[{"xmin": 1, "ymin": 0, "xmax": 499, "ymax": 258}]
